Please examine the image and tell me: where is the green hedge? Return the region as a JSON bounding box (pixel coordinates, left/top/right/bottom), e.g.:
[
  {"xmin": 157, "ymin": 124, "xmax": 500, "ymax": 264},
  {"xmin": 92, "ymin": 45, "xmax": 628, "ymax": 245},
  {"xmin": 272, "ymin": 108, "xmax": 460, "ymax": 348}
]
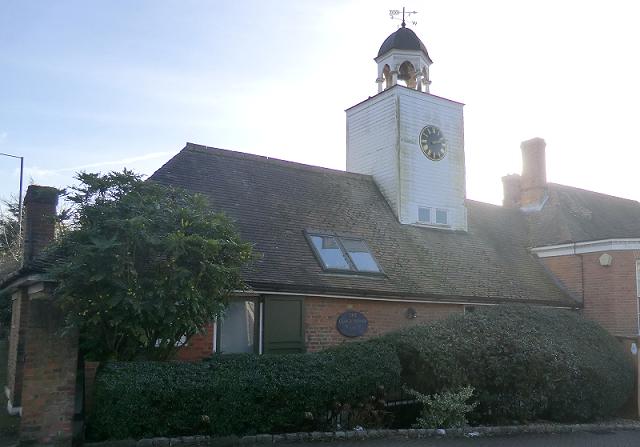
[
  {"xmin": 87, "ymin": 339, "xmax": 401, "ymax": 440},
  {"xmin": 388, "ymin": 305, "xmax": 634, "ymax": 424},
  {"xmin": 89, "ymin": 305, "xmax": 634, "ymax": 440}
]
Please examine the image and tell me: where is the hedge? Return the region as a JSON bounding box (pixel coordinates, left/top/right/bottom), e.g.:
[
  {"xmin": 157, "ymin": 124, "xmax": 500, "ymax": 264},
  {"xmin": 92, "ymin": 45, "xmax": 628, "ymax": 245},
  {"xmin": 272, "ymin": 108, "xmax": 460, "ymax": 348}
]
[
  {"xmin": 388, "ymin": 305, "xmax": 634, "ymax": 424},
  {"xmin": 87, "ymin": 339, "xmax": 401, "ymax": 440},
  {"xmin": 89, "ymin": 305, "xmax": 634, "ymax": 440}
]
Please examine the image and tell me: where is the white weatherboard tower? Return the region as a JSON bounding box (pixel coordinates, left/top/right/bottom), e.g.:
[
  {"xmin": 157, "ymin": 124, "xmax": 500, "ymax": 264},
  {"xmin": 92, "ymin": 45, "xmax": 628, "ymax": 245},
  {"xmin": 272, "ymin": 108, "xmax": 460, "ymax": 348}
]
[{"xmin": 346, "ymin": 21, "xmax": 467, "ymax": 231}]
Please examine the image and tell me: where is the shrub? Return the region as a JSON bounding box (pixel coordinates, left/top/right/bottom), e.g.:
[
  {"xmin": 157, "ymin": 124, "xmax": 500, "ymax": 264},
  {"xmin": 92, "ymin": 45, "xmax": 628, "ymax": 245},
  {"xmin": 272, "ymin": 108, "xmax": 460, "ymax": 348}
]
[
  {"xmin": 87, "ymin": 339, "xmax": 401, "ymax": 440},
  {"xmin": 407, "ymin": 386, "xmax": 477, "ymax": 429},
  {"xmin": 388, "ymin": 305, "xmax": 634, "ymax": 424}
]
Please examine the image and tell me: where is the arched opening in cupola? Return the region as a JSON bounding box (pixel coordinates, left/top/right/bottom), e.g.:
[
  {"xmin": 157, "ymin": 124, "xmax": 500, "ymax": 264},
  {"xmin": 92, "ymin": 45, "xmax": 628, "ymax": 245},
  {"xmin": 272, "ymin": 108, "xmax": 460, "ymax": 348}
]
[
  {"xmin": 398, "ymin": 61, "xmax": 417, "ymax": 89},
  {"xmin": 382, "ymin": 64, "xmax": 392, "ymax": 90}
]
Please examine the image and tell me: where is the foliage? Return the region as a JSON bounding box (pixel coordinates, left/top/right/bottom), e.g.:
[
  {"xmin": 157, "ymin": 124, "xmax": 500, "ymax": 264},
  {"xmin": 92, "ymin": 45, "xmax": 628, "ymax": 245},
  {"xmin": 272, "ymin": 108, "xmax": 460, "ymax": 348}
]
[
  {"xmin": 47, "ymin": 170, "xmax": 252, "ymax": 361},
  {"xmin": 388, "ymin": 305, "xmax": 634, "ymax": 424},
  {"xmin": 87, "ymin": 339, "xmax": 401, "ymax": 440},
  {"xmin": 0, "ymin": 197, "xmax": 21, "ymax": 273},
  {"xmin": 0, "ymin": 291, "xmax": 11, "ymax": 339},
  {"xmin": 406, "ymin": 386, "xmax": 477, "ymax": 429}
]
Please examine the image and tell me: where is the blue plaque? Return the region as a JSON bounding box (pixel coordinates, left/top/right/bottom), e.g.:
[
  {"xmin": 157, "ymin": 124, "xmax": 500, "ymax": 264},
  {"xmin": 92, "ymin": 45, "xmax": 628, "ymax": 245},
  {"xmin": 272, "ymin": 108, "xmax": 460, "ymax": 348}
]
[{"xmin": 336, "ymin": 311, "xmax": 368, "ymax": 337}]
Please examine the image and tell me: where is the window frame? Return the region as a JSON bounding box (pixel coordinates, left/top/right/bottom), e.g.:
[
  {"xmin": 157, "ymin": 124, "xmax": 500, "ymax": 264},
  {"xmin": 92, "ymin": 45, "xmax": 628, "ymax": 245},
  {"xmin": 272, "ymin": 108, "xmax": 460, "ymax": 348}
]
[
  {"xmin": 418, "ymin": 206, "xmax": 431, "ymax": 224},
  {"xmin": 435, "ymin": 208, "xmax": 449, "ymax": 225},
  {"xmin": 636, "ymin": 259, "xmax": 640, "ymax": 298},
  {"xmin": 304, "ymin": 230, "xmax": 384, "ymax": 276},
  {"xmin": 214, "ymin": 297, "xmax": 261, "ymax": 355}
]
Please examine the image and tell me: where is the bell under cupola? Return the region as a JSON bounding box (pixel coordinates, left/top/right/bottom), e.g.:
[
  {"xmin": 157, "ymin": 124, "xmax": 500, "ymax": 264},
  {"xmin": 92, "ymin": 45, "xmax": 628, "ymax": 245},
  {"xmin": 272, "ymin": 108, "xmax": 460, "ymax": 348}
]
[
  {"xmin": 375, "ymin": 21, "xmax": 433, "ymax": 93},
  {"xmin": 346, "ymin": 22, "xmax": 467, "ymax": 232}
]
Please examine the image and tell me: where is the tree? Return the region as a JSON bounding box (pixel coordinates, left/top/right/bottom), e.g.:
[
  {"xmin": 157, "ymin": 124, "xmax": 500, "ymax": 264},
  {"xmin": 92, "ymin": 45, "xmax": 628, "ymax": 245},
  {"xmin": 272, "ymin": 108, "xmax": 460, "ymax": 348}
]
[
  {"xmin": 0, "ymin": 197, "xmax": 21, "ymax": 270},
  {"xmin": 47, "ymin": 170, "xmax": 252, "ymax": 361}
]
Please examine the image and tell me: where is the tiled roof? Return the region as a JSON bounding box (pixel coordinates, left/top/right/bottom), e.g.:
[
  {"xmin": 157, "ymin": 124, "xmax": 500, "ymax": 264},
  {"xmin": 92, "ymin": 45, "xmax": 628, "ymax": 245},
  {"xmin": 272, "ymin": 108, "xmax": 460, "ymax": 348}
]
[
  {"xmin": 150, "ymin": 143, "xmax": 576, "ymax": 307},
  {"xmin": 527, "ymin": 184, "xmax": 640, "ymax": 247}
]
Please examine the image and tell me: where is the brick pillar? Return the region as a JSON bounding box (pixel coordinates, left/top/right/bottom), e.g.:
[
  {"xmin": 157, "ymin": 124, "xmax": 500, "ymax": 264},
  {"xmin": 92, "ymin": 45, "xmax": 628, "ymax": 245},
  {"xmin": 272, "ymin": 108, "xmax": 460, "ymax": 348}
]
[
  {"xmin": 23, "ymin": 185, "xmax": 59, "ymax": 263},
  {"xmin": 5, "ymin": 289, "xmax": 28, "ymax": 413},
  {"xmin": 520, "ymin": 137, "xmax": 547, "ymax": 208},
  {"xmin": 5, "ymin": 186, "xmax": 60, "ymax": 420},
  {"xmin": 19, "ymin": 292, "xmax": 79, "ymax": 445}
]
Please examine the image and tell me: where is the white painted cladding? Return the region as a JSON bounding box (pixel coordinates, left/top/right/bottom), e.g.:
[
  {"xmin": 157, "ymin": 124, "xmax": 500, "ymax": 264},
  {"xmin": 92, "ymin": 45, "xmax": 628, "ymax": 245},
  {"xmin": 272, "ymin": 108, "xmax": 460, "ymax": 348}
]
[{"xmin": 346, "ymin": 86, "xmax": 467, "ymax": 231}]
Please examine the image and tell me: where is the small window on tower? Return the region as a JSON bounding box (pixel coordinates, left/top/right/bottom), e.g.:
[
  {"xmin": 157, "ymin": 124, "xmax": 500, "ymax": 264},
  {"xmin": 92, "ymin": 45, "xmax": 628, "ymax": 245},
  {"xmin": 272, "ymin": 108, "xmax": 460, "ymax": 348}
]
[
  {"xmin": 418, "ymin": 207, "xmax": 431, "ymax": 223},
  {"xmin": 435, "ymin": 209, "xmax": 448, "ymax": 225}
]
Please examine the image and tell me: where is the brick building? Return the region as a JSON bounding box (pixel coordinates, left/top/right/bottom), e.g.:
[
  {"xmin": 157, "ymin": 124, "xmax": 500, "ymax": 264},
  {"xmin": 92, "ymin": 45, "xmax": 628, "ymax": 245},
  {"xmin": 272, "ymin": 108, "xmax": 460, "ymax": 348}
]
[
  {"xmin": 503, "ymin": 137, "xmax": 640, "ymax": 339},
  {"xmin": 2, "ymin": 22, "xmax": 640, "ymax": 445}
]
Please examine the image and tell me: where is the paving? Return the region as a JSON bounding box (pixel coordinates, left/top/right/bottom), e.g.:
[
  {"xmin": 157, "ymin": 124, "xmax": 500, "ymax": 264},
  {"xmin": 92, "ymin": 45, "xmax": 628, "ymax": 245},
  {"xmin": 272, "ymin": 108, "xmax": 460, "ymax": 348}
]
[{"xmin": 282, "ymin": 430, "xmax": 640, "ymax": 446}]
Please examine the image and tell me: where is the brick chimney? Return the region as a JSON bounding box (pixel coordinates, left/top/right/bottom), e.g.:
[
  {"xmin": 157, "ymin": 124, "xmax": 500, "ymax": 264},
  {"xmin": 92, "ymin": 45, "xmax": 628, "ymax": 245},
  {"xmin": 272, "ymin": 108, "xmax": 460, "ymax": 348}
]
[
  {"xmin": 501, "ymin": 174, "xmax": 522, "ymax": 208},
  {"xmin": 519, "ymin": 137, "xmax": 547, "ymax": 208},
  {"xmin": 22, "ymin": 185, "xmax": 58, "ymax": 263}
]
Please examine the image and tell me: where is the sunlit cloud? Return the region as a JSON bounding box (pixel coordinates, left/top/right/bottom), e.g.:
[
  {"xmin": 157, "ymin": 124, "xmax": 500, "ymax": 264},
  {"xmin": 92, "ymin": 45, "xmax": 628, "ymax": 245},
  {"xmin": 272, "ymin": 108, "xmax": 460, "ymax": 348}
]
[{"xmin": 26, "ymin": 150, "xmax": 176, "ymax": 176}]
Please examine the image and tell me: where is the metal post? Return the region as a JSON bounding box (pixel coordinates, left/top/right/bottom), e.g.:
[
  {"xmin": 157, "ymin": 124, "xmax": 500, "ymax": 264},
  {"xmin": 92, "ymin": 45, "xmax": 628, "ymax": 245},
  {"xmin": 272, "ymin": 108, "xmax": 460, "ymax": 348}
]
[{"xmin": 18, "ymin": 156, "xmax": 23, "ymax": 245}]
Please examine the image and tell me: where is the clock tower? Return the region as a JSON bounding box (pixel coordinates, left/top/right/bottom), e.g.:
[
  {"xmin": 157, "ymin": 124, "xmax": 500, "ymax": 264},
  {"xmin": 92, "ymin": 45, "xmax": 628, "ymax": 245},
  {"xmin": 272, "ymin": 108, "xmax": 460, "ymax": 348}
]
[{"xmin": 346, "ymin": 24, "xmax": 467, "ymax": 231}]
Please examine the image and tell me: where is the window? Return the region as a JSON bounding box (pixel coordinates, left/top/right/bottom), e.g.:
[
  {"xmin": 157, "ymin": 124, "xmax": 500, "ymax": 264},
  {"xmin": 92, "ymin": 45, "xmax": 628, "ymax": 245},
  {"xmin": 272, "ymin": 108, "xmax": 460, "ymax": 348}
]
[
  {"xmin": 307, "ymin": 232, "xmax": 382, "ymax": 274},
  {"xmin": 309, "ymin": 235, "xmax": 351, "ymax": 270},
  {"xmin": 636, "ymin": 260, "xmax": 640, "ymax": 298},
  {"xmin": 637, "ymin": 260, "xmax": 640, "ymax": 335},
  {"xmin": 341, "ymin": 238, "xmax": 380, "ymax": 272},
  {"xmin": 217, "ymin": 299, "xmax": 258, "ymax": 354},
  {"xmin": 435, "ymin": 209, "xmax": 448, "ymax": 225},
  {"xmin": 263, "ymin": 296, "xmax": 305, "ymax": 354},
  {"xmin": 418, "ymin": 207, "xmax": 431, "ymax": 223}
]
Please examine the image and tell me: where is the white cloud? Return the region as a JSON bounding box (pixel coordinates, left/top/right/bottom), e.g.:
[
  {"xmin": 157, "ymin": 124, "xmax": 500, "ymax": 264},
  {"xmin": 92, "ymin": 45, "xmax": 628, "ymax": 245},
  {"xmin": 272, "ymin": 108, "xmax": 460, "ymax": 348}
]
[{"xmin": 15, "ymin": 150, "xmax": 179, "ymax": 188}]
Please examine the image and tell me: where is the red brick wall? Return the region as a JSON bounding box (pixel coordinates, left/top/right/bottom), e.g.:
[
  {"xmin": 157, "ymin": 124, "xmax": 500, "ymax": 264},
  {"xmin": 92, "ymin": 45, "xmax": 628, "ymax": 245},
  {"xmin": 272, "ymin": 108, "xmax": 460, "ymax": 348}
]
[
  {"xmin": 176, "ymin": 323, "xmax": 214, "ymax": 361},
  {"xmin": 541, "ymin": 251, "xmax": 640, "ymax": 337},
  {"xmin": 304, "ymin": 297, "xmax": 463, "ymax": 352},
  {"xmin": 19, "ymin": 296, "xmax": 79, "ymax": 445},
  {"xmin": 541, "ymin": 255, "xmax": 584, "ymax": 300},
  {"xmin": 177, "ymin": 298, "xmax": 463, "ymax": 359}
]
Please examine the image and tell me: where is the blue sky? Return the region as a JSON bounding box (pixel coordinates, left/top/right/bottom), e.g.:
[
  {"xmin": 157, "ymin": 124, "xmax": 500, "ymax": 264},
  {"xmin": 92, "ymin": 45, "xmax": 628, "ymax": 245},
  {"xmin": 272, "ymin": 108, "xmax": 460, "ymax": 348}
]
[{"xmin": 1, "ymin": 1, "xmax": 640, "ymax": 206}]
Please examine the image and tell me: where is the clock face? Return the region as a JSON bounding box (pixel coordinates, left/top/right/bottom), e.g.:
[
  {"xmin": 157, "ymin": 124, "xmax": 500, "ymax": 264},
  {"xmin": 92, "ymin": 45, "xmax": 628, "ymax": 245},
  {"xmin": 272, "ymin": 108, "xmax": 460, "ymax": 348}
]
[{"xmin": 419, "ymin": 125, "xmax": 447, "ymax": 161}]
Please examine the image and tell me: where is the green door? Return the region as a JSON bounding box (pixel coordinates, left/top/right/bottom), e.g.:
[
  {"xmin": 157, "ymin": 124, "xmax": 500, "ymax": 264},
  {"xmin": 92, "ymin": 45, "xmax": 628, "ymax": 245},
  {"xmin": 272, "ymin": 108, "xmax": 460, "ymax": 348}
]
[{"xmin": 263, "ymin": 296, "xmax": 305, "ymax": 354}]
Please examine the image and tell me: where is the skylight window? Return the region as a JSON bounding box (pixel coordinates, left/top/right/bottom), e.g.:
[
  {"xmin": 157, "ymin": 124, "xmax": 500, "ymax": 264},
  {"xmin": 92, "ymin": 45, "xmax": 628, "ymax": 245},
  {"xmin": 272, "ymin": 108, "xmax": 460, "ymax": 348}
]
[
  {"xmin": 307, "ymin": 232, "xmax": 382, "ymax": 274},
  {"xmin": 309, "ymin": 235, "xmax": 351, "ymax": 270}
]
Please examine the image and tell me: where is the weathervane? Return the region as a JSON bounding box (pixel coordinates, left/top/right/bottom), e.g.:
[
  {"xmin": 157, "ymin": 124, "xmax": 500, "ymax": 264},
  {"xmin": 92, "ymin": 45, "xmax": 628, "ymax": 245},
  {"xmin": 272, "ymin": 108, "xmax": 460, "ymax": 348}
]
[{"xmin": 389, "ymin": 7, "xmax": 418, "ymax": 28}]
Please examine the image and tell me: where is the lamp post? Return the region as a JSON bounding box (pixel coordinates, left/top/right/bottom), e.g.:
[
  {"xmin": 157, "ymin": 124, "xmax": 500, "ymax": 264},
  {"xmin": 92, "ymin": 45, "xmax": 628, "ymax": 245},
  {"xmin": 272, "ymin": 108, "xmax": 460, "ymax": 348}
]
[{"xmin": 0, "ymin": 152, "xmax": 24, "ymax": 245}]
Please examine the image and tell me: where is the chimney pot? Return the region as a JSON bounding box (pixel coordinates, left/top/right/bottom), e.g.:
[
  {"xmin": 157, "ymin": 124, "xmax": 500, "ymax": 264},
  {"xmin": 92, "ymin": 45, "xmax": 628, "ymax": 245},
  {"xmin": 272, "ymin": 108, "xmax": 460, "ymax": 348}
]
[{"xmin": 520, "ymin": 137, "xmax": 547, "ymax": 208}]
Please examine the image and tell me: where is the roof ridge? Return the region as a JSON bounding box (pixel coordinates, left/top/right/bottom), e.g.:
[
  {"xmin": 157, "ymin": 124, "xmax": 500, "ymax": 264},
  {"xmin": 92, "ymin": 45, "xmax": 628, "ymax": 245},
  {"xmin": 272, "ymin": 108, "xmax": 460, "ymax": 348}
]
[
  {"xmin": 549, "ymin": 182, "xmax": 640, "ymax": 204},
  {"xmin": 183, "ymin": 143, "xmax": 372, "ymax": 180}
]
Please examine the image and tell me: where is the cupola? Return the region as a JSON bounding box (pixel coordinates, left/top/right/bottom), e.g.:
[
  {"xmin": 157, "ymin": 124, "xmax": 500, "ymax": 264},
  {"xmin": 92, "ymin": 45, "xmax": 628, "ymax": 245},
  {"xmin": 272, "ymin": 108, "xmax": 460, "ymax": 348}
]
[{"xmin": 375, "ymin": 22, "xmax": 433, "ymax": 93}]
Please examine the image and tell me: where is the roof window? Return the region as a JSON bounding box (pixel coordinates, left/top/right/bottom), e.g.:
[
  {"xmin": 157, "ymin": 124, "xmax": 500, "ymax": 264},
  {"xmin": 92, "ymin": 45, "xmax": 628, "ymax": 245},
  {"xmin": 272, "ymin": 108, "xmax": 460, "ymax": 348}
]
[{"xmin": 307, "ymin": 232, "xmax": 382, "ymax": 274}]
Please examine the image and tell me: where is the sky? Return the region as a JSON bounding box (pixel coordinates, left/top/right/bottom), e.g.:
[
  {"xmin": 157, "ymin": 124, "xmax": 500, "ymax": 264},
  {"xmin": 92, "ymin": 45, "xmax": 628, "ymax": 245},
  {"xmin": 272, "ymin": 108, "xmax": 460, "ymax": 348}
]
[{"xmin": 1, "ymin": 0, "xmax": 639, "ymax": 206}]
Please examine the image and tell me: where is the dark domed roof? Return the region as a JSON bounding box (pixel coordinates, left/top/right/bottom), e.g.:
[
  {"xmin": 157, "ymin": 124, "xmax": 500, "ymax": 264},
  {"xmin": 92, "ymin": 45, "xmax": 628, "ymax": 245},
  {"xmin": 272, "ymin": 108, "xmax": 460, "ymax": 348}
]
[{"xmin": 377, "ymin": 26, "xmax": 431, "ymax": 61}]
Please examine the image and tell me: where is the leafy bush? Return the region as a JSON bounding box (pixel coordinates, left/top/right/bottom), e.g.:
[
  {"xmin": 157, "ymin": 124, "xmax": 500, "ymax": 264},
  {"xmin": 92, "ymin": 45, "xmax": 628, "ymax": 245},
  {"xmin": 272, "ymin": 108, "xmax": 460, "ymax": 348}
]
[
  {"xmin": 47, "ymin": 171, "xmax": 252, "ymax": 361},
  {"xmin": 87, "ymin": 339, "xmax": 401, "ymax": 440},
  {"xmin": 388, "ymin": 305, "xmax": 634, "ymax": 424},
  {"xmin": 89, "ymin": 305, "xmax": 634, "ymax": 440},
  {"xmin": 407, "ymin": 386, "xmax": 477, "ymax": 429}
]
